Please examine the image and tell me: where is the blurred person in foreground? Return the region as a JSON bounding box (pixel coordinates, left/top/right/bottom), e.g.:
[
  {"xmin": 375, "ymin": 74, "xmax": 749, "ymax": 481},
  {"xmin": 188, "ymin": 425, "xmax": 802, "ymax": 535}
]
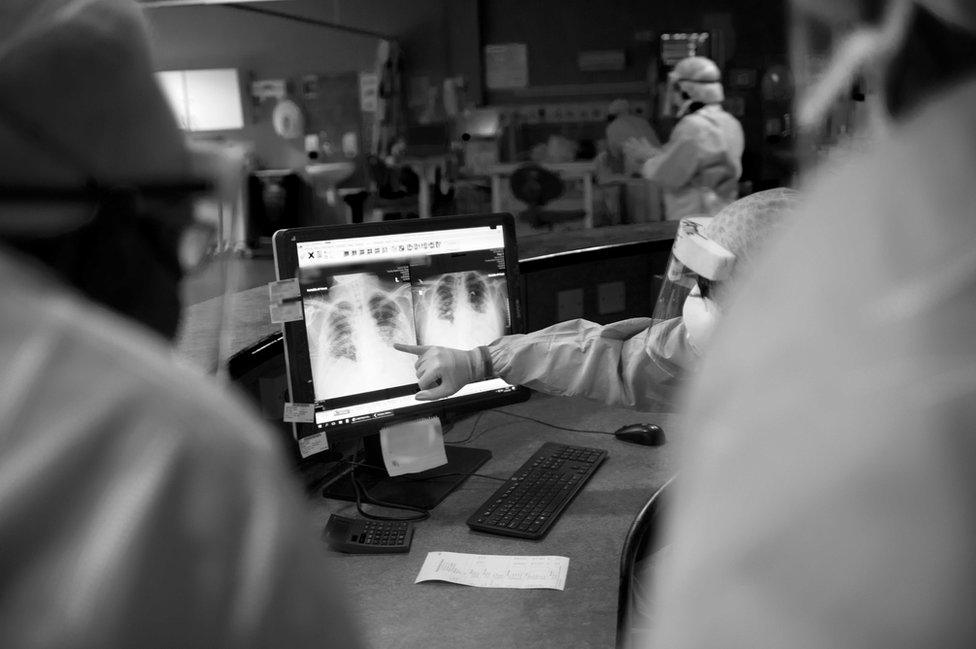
[
  {"xmin": 0, "ymin": 1, "xmax": 363, "ymax": 647},
  {"xmin": 624, "ymin": 56, "xmax": 745, "ymax": 221},
  {"xmin": 642, "ymin": 2, "xmax": 976, "ymax": 648},
  {"xmin": 396, "ymin": 188, "xmax": 797, "ymax": 411}
]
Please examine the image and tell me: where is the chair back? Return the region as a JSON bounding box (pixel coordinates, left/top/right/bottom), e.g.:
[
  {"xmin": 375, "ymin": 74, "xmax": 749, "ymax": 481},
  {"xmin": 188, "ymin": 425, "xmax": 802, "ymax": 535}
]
[
  {"xmin": 509, "ymin": 163, "xmax": 564, "ymax": 206},
  {"xmin": 616, "ymin": 476, "xmax": 674, "ymax": 649}
]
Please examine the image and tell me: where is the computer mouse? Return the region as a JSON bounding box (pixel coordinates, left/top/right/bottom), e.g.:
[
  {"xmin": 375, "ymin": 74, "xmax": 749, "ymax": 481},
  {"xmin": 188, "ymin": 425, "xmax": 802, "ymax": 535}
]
[{"xmin": 613, "ymin": 423, "xmax": 666, "ymax": 447}]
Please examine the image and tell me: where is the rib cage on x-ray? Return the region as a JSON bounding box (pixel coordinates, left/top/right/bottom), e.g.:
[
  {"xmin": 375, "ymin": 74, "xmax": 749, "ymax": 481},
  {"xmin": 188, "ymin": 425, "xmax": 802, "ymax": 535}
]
[
  {"xmin": 303, "ymin": 270, "xmax": 507, "ymax": 402},
  {"xmin": 304, "ymin": 274, "xmax": 417, "ymax": 401},
  {"xmin": 416, "ymin": 271, "xmax": 506, "ymax": 350}
]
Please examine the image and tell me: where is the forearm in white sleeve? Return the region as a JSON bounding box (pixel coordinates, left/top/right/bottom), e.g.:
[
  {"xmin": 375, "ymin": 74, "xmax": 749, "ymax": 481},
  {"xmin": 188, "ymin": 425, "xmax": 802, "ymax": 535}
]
[{"xmin": 486, "ymin": 317, "xmax": 693, "ymax": 411}]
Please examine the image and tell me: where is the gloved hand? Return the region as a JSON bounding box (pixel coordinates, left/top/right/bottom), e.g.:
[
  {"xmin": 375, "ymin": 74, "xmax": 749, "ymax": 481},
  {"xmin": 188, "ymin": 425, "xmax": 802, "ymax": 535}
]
[
  {"xmin": 623, "ymin": 137, "xmax": 658, "ymax": 166},
  {"xmin": 393, "ymin": 343, "xmax": 489, "ymax": 400}
]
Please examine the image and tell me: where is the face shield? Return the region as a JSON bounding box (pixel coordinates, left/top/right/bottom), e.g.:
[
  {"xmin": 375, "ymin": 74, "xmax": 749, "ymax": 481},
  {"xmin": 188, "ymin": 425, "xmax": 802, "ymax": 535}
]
[
  {"xmin": 651, "ymin": 217, "xmax": 736, "ymax": 354},
  {"xmin": 175, "ymin": 142, "xmax": 250, "ymax": 378},
  {"xmin": 0, "ymin": 0, "xmax": 248, "ymax": 378},
  {"xmin": 664, "ymin": 56, "xmax": 725, "ymax": 118},
  {"xmin": 0, "ymin": 105, "xmax": 247, "ymax": 377}
]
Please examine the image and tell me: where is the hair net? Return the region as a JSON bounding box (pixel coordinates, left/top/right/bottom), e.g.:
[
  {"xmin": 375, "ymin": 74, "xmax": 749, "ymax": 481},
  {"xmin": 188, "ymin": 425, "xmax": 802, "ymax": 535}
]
[
  {"xmin": 0, "ymin": 0, "xmax": 191, "ymax": 223},
  {"xmin": 703, "ymin": 187, "xmax": 799, "ymax": 280},
  {"xmin": 652, "ymin": 188, "xmax": 799, "ymax": 336},
  {"xmin": 671, "ymin": 56, "xmax": 725, "ymax": 105}
]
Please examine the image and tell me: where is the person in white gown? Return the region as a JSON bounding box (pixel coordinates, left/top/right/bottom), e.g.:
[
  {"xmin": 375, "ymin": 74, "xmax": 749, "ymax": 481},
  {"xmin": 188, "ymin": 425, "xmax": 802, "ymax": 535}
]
[{"xmin": 0, "ymin": 2, "xmax": 364, "ymax": 647}]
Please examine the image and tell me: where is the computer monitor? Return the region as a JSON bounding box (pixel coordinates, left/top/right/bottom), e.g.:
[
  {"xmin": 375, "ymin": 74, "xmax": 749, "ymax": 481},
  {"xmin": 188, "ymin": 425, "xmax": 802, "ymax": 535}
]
[
  {"xmin": 659, "ymin": 31, "xmax": 712, "ymax": 67},
  {"xmin": 272, "ymin": 213, "xmax": 530, "ymax": 509}
]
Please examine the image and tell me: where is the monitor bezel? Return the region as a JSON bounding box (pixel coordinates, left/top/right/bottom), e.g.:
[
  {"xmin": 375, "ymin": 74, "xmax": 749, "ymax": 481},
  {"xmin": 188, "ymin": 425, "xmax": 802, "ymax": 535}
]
[{"xmin": 272, "ymin": 212, "xmax": 530, "ymax": 448}]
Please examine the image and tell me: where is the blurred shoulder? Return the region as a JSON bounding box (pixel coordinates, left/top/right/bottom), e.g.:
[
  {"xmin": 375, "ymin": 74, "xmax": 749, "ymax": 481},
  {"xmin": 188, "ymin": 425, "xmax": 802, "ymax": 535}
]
[{"xmin": 0, "ymin": 255, "xmax": 279, "ymax": 461}]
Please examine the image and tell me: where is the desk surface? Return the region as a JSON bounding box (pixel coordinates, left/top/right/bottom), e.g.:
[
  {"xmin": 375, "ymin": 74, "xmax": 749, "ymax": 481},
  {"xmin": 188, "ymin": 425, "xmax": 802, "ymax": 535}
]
[{"xmin": 313, "ymin": 394, "xmax": 679, "ymax": 649}]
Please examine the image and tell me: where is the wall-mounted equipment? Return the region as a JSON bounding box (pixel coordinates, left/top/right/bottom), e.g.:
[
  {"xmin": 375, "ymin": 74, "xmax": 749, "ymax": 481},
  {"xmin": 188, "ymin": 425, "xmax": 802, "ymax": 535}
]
[
  {"xmin": 272, "ymin": 99, "xmax": 304, "ymax": 139},
  {"xmin": 659, "ymin": 32, "xmax": 712, "ymax": 66},
  {"xmin": 250, "ymin": 77, "xmax": 305, "ymax": 140},
  {"xmin": 156, "ymin": 68, "xmax": 245, "ymax": 132},
  {"xmin": 457, "ymin": 108, "xmax": 503, "ymax": 176}
]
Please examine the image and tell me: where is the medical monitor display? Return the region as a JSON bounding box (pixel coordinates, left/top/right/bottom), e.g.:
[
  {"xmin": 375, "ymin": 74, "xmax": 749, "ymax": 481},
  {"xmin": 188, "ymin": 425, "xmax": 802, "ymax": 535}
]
[
  {"xmin": 302, "ymin": 261, "xmax": 508, "ymax": 402},
  {"xmin": 274, "ymin": 214, "xmax": 527, "ymax": 455},
  {"xmin": 659, "ymin": 32, "xmax": 711, "ymax": 66}
]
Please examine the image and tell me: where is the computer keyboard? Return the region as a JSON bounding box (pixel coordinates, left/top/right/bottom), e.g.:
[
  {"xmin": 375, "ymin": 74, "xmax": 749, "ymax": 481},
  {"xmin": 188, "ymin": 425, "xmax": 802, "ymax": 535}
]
[{"xmin": 467, "ymin": 442, "xmax": 607, "ymax": 540}]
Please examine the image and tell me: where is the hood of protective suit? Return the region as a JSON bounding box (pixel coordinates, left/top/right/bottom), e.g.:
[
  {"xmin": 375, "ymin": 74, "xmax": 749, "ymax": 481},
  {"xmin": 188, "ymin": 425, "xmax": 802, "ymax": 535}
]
[
  {"xmin": 793, "ymin": 0, "xmax": 976, "ymax": 31},
  {"xmin": 671, "ymin": 56, "xmax": 725, "ymax": 109},
  {"xmin": 0, "ymin": 0, "xmax": 191, "ymax": 234},
  {"xmin": 648, "ymin": 75, "xmax": 976, "ymax": 649}
]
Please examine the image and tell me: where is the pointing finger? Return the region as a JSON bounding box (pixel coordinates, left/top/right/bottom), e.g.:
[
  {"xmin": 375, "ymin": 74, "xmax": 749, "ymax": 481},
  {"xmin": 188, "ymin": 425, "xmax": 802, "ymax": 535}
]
[
  {"xmin": 394, "ymin": 343, "xmax": 428, "ymax": 356},
  {"xmin": 415, "ymin": 383, "xmax": 455, "ymax": 401}
]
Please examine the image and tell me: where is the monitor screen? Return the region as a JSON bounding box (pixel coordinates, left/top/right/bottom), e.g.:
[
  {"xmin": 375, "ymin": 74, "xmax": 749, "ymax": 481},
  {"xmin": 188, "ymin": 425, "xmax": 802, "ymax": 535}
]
[
  {"xmin": 659, "ymin": 32, "xmax": 711, "ymax": 67},
  {"xmin": 273, "ymin": 213, "xmax": 529, "ymax": 458}
]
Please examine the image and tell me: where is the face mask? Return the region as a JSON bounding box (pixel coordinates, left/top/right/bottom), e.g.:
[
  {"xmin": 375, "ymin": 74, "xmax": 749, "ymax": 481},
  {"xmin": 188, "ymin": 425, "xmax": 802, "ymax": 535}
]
[
  {"xmin": 682, "ymin": 284, "xmax": 720, "ymax": 355},
  {"xmin": 9, "ymin": 201, "xmax": 185, "ymax": 340}
]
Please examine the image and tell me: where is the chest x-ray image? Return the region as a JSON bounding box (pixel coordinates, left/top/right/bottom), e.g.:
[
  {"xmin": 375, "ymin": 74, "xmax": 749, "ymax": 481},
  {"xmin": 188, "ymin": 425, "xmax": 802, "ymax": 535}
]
[
  {"xmin": 300, "ymin": 246, "xmax": 510, "ymax": 403},
  {"xmin": 302, "ymin": 272, "xmax": 417, "ymax": 401},
  {"xmin": 412, "ymin": 270, "xmax": 508, "ymax": 350}
]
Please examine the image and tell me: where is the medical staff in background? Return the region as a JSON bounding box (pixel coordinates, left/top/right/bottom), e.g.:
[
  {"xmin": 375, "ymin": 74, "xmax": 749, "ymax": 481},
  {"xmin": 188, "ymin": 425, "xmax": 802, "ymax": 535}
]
[
  {"xmin": 0, "ymin": 1, "xmax": 364, "ymax": 647},
  {"xmin": 643, "ymin": 2, "xmax": 976, "ymax": 648},
  {"xmin": 396, "ymin": 188, "xmax": 797, "ymax": 412},
  {"xmin": 603, "ymin": 98, "xmax": 661, "ymax": 174},
  {"xmin": 624, "ymin": 56, "xmax": 745, "ymax": 221}
]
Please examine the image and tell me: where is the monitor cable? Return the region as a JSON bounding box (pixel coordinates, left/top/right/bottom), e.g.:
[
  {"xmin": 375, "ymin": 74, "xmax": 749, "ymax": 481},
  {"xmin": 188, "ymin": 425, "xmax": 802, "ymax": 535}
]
[
  {"xmin": 345, "ymin": 458, "xmax": 506, "ymax": 485},
  {"xmin": 481, "ymin": 408, "xmax": 619, "ymax": 437},
  {"xmin": 348, "ymin": 463, "xmax": 431, "ymax": 522}
]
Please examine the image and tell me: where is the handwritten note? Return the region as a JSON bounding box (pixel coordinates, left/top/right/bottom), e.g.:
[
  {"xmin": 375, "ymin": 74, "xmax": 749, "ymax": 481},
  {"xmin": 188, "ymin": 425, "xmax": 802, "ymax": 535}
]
[{"xmin": 415, "ymin": 552, "xmax": 569, "ymax": 590}]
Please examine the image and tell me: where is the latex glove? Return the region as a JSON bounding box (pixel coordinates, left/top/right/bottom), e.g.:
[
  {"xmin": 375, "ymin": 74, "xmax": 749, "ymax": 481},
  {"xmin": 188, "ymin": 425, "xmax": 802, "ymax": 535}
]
[
  {"xmin": 623, "ymin": 137, "xmax": 658, "ymax": 166},
  {"xmin": 394, "ymin": 343, "xmax": 486, "ymax": 400}
]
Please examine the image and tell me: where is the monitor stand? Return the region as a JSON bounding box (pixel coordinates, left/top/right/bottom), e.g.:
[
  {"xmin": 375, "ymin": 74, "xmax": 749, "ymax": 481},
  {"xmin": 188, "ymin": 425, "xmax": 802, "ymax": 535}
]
[{"xmin": 321, "ymin": 434, "xmax": 491, "ymax": 510}]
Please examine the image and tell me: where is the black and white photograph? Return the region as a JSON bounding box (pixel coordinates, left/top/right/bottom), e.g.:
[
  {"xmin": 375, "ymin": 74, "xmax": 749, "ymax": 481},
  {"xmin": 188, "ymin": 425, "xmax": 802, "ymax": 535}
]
[{"xmin": 5, "ymin": 1, "xmax": 976, "ymax": 648}]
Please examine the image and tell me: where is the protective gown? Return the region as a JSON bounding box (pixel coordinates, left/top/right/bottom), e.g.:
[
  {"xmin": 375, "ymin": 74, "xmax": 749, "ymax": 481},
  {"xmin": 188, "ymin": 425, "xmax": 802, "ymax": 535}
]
[
  {"xmin": 487, "ymin": 316, "xmax": 696, "ymax": 411},
  {"xmin": 0, "ymin": 250, "xmax": 364, "ymax": 649},
  {"xmin": 646, "ymin": 78, "xmax": 976, "ymax": 648},
  {"xmin": 642, "ymin": 104, "xmax": 744, "ymax": 220}
]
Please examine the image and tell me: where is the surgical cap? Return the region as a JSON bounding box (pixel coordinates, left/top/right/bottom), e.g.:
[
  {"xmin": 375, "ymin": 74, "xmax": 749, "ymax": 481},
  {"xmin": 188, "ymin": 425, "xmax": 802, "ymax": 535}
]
[
  {"xmin": 672, "ymin": 56, "xmax": 725, "ymax": 105},
  {"xmin": 0, "ymin": 0, "xmax": 190, "ymax": 209},
  {"xmin": 704, "ymin": 187, "xmax": 799, "ymax": 278}
]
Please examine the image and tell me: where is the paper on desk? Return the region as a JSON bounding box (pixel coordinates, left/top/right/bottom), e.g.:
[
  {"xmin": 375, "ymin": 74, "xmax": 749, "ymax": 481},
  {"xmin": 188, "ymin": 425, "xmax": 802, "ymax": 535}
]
[{"xmin": 415, "ymin": 552, "xmax": 569, "ymax": 590}]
